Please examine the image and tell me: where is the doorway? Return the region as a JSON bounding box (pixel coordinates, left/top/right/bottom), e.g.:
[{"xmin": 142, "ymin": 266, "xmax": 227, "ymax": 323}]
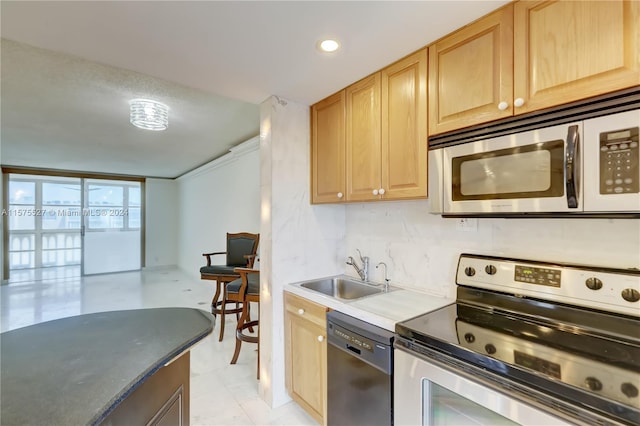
[{"xmin": 82, "ymin": 178, "xmax": 141, "ymax": 275}]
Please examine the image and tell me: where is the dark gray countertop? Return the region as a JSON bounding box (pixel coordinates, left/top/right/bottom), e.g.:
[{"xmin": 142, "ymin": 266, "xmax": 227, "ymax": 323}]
[{"xmin": 0, "ymin": 308, "xmax": 214, "ymax": 425}]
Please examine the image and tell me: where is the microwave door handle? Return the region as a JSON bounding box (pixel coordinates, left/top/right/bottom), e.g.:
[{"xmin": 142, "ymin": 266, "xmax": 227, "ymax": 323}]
[{"xmin": 565, "ymin": 125, "xmax": 580, "ymax": 208}]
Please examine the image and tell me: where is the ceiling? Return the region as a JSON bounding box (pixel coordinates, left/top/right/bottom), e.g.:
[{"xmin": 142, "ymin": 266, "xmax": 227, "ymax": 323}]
[{"xmin": 1, "ymin": 1, "xmax": 508, "ymax": 179}]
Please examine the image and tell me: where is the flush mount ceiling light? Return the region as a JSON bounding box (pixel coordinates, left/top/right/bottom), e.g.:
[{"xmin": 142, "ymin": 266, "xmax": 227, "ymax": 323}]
[
  {"xmin": 129, "ymin": 99, "xmax": 169, "ymax": 131},
  {"xmin": 317, "ymin": 39, "xmax": 341, "ymax": 53}
]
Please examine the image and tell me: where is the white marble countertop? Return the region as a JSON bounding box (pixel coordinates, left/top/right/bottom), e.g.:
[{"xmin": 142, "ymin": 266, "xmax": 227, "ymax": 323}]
[{"xmin": 285, "ymin": 279, "xmax": 453, "ymax": 332}]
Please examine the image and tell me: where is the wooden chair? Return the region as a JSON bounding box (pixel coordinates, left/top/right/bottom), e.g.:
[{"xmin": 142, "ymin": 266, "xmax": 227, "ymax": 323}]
[
  {"xmin": 228, "ymin": 268, "xmax": 260, "ymax": 379},
  {"xmin": 199, "ymin": 232, "xmax": 259, "ymax": 341}
]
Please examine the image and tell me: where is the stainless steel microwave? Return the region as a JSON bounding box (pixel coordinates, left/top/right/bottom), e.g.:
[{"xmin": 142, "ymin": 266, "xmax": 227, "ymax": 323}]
[{"xmin": 429, "ymin": 109, "xmax": 640, "ymax": 217}]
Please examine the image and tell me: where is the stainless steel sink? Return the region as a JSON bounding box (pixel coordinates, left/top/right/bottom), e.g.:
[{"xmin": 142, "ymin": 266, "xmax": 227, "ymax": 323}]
[{"xmin": 299, "ymin": 277, "xmax": 383, "ymax": 300}]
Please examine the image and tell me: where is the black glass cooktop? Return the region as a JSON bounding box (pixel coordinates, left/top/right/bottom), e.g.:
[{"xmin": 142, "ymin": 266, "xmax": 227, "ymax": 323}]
[{"xmin": 395, "ymin": 286, "xmax": 640, "ymax": 425}]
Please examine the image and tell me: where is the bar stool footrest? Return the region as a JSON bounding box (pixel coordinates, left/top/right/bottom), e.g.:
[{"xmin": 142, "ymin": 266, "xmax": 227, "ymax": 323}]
[
  {"xmin": 236, "ymin": 320, "xmax": 259, "ymax": 343},
  {"xmin": 211, "ymin": 300, "xmax": 244, "ymax": 316}
]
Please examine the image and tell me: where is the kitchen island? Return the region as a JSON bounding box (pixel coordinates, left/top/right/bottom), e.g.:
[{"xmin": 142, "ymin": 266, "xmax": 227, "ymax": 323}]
[{"xmin": 0, "ymin": 307, "xmax": 213, "ymax": 425}]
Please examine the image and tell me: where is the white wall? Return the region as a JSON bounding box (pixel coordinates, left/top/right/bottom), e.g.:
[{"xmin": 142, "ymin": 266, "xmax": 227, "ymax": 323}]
[
  {"xmin": 176, "ymin": 137, "xmax": 261, "ymax": 279},
  {"xmin": 145, "ymin": 178, "xmax": 178, "ymax": 268},
  {"xmin": 345, "ymin": 201, "xmax": 640, "ymax": 298}
]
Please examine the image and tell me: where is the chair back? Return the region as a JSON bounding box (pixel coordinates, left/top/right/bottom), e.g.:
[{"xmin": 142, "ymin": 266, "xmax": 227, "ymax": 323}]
[{"xmin": 226, "ymin": 232, "xmax": 260, "ymax": 267}]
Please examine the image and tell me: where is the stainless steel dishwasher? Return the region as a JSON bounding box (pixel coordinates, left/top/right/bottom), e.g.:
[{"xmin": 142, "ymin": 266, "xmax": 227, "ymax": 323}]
[{"xmin": 326, "ymin": 310, "xmax": 395, "ymax": 426}]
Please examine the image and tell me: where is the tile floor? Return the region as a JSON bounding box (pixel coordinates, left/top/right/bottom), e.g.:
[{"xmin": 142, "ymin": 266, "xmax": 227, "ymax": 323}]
[{"xmin": 0, "ymin": 267, "xmax": 317, "ymax": 426}]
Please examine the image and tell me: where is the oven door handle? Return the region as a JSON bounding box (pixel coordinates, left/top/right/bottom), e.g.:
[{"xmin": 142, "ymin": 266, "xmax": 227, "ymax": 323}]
[{"xmin": 565, "ymin": 125, "xmax": 580, "ymax": 208}]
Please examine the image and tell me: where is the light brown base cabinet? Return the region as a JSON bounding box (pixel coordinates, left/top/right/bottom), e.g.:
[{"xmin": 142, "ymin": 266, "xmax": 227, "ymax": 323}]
[{"xmin": 284, "ymin": 292, "xmax": 329, "ymax": 425}]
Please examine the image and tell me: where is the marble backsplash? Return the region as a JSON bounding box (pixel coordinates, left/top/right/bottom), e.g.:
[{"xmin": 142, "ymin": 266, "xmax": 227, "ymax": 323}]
[{"xmin": 344, "ymin": 200, "xmax": 640, "ymax": 298}]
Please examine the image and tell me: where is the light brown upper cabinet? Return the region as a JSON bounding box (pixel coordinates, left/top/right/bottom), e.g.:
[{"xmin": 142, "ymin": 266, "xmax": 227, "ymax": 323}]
[
  {"xmin": 311, "ymin": 50, "xmax": 428, "ymax": 204},
  {"xmin": 382, "ymin": 50, "xmax": 428, "ymax": 200},
  {"xmin": 429, "ymin": 0, "xmax": 639, "ymax": 136},
  {"xmin": 429, "ymin": 5, "xmax": 514, "ymax": 135},
  {"xmin": 514, "ymin": 0, "xmax": 640, "ymax": 114},
  {"xmin": 346, "ymin": 73, "xmax": 382, "ymax": 201},
  {"xmin": 311, "ymin": 91, "xmax": 345, "ymax": 203}
]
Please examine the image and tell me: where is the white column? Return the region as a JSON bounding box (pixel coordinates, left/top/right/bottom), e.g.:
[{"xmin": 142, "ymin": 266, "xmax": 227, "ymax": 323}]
[
  {"xmin": 259, "ymin": 96, "xmax": 345, "ymax": 407},
  {"xmin": 1, "ymin": 167, "xmax": 5, "ymax": 283}
]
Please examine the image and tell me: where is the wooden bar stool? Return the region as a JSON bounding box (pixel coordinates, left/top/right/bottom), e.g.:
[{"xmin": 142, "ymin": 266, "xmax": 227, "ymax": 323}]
[
  {"xmin": 228, "ymin": 268, "xmax": 260, "ymax": 379},
  {"xmin": 199, "ymin": 232, "xmax": 259, "ymax": 341}
]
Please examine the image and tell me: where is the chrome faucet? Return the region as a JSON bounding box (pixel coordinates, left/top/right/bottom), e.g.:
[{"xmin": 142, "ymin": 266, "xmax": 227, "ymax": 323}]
[
  {"xmin": 346, "ymin": 249, "xmax": 369, "ymax": 282},
  {"xmin": 376, "ymin": 262, "xmax": 390, "ymax": 292}
]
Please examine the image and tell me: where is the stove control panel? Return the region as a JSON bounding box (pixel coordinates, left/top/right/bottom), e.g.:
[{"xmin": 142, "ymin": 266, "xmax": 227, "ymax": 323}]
[
  {"xmin": 456, "ymin": 254, "xmax": 640, "ymax": 317},
  {"xmin": 514, "ymin": 265, "xmax": 561, "ymax": 287}
]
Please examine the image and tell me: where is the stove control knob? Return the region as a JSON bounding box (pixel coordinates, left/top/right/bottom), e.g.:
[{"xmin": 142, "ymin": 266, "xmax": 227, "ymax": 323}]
[
  {"xmin": 621, "ymin": 382, "xmax": 639, "ymax": 398},
  {"xmin": 622, "ymin": 288, "xmax": 640, "ymax": 303},
  {"xmin": 485, "ymin": 265, "xmax": 497, "ymax": 275},
  {"xmin": 584, "ymin": 377, "xmax": 603, "ymax": 391},
  {"xmin": 585, "ymin": 277, "xmax": 603, "ymax": 290},
  {"xmin": 464, "ymin": 267, "xmax": 476, "ymax": 277},
  {"xmin": 485, "ymin": 344, "xmax": 496, "ymax": 355},
  {"xmin": 464, "ymin": 333, "xmax": 475, "ymax": 343}
]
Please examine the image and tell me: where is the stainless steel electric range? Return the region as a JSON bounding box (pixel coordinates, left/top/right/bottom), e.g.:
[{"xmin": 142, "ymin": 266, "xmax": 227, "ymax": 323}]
[{"xmin": 394, "ymin": 253, "xmax": 640, "ymax": 426}]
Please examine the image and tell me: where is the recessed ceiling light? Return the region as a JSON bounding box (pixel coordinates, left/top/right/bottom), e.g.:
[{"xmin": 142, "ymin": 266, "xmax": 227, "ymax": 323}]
[{"xmin": 318, "ymin": 39, "xmax": 340, "ymax": 53}]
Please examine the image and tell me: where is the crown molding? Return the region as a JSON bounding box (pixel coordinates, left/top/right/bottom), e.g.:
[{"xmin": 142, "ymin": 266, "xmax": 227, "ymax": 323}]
[{"xmin": 177, "ymin": 136, "xmax": 259, "ymax": 181}]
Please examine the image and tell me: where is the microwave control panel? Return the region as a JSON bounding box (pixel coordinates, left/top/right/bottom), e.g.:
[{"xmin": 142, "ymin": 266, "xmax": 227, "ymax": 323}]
[{"xmin": 599, "ymin": 126, "xmax": 639, "ymax": 195}]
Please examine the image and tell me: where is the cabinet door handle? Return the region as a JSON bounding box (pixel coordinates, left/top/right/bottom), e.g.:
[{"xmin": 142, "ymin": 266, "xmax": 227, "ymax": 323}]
[
  {"xmin": 337, "ymin": 192, "xmax": 343, "ymax": 199},
  {"xmin": 498, "ymin": 101, "xmax": 509, "ymax": 111},
  {"xmin": 372, "ymin": 189, "xmax": 379, "ymax": 195},
  {"xmin": 317, "ymin": 335, "xmax": 325, "ymax": 342},
  {"xmin": 378, "ymin": 188, "xmax": 385, "ymax": 195},
  {"xmin": 514, "ymin": 98, "xmax": 525, "ymax": 108},
  {"xmin": 298, "ymin": 308, "xmax": 305, "ymax": 315}
]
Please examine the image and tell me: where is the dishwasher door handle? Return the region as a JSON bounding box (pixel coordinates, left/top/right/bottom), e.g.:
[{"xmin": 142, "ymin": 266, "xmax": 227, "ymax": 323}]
[{"xmin": 346, "ymin": 344, "xmax": 361, "ymax": 355}]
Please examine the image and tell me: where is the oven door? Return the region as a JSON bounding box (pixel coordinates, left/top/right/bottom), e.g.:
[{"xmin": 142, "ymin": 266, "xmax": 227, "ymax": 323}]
[
  {"xmin": 442, "ymin": 122, "xmax": 582, "ymax": 214},
  {"xmin": 394, "ymin": 347, "xmax": 572, "ymax": 426}
]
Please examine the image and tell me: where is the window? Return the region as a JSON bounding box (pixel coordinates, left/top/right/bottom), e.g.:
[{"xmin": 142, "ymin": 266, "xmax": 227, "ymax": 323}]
[
  {"xmin": 85, "ymin": 181, "xmax": 141, "ymax": 230},
  {"xmin": 128, "ymin": 186, "xmax": 141, "ymax": 229},
  {"xmin": 42, "ymin": 183, "xmax": 82, "ymax": 230},
  {"xmin": 7, "ymin": 180, "xmax": 36, "ymax": 231}
]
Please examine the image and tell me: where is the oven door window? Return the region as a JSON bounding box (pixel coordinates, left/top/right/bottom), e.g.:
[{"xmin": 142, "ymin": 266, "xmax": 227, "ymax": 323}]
[
  {"xmin": 424, "ymin": 381, "xmax": 519, "ymax": 425},
  {"xmin": 452, "ymin": 140, "xmax": 565, "ymax": 201}
]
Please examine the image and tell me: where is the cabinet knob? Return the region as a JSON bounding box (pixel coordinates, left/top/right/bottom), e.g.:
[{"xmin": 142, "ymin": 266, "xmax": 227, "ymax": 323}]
[
  {"xmin": 379, "ymin": 188, "xmax": 385, "ymax": 195},
  {"xmin": 498, "ymin": 101, "xmax": 509, "ymax": 111},
  {"xmin": 372, "ymin": 189, "xmax": 379, "ymax": 195},
  {"xmin": 317, "ymin": 335, "xmax": 324, "ymax": 342},
  {"xmin": 514, "ymin": 98, "xmax": 525, "ymax": 108},
  {"xmin": 297, "ymin": 308, "xmax": 305, "ymax": 315},
  {"xmin": 337, "ymin": 192, "xmax": 343, "ymax": 198}
]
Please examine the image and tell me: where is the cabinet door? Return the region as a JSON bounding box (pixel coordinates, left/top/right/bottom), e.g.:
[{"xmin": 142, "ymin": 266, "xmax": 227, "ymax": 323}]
[
  {"xmin": 382, "ymin": 50, "xmax": 428, "ymax": 200},
  {"xmin": 284, "ymin": 293, "xmax": 328, "ymax": 425},
  {"xmin": 428, "ymin": 5, "xmax": 514, "ymax": 135},
  {"xmin": 311, "ymin": 91, "xmax": 346, "ymax": 204},
  {"xmin": 514, "ymin": 0, "xmax": 640, "ymax": 114},
  {"xmin": 102, "ymin": 352, "xmax": 190, "ymax": 425},
  {"xmin": 346, "ymin": 73, "xmax": 382, "ymax": 201}
]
